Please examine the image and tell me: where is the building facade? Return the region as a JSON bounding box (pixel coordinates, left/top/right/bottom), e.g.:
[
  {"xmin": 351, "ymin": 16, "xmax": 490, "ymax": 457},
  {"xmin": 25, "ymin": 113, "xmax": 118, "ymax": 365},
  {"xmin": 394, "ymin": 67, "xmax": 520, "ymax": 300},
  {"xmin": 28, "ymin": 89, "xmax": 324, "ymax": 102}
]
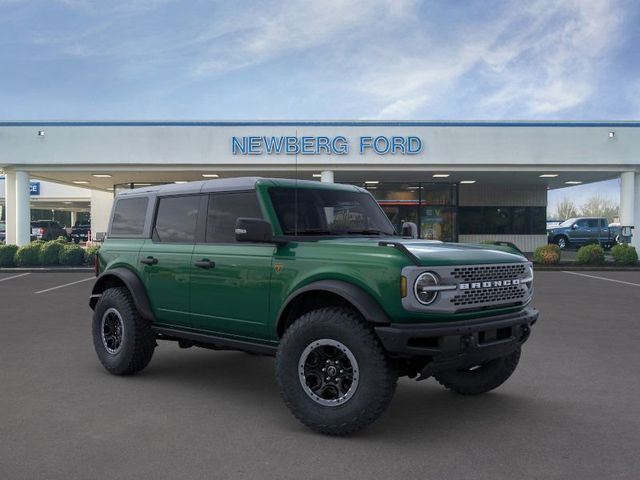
[{"xmin": 1, "ymin": 121, "xmax": 639, "ymax": 251}]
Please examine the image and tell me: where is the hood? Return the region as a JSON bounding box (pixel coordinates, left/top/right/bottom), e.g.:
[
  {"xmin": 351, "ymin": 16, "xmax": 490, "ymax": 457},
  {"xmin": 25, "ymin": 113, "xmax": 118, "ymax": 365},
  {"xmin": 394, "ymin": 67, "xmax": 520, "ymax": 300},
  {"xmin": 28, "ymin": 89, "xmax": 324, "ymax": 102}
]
[
  {"xmin": 399, "ymin": 240, "xmax": 526, "ymax": 266},
  {"xmin": 318, "ymin": 237, "xmax": 527, "ymax": 266}
]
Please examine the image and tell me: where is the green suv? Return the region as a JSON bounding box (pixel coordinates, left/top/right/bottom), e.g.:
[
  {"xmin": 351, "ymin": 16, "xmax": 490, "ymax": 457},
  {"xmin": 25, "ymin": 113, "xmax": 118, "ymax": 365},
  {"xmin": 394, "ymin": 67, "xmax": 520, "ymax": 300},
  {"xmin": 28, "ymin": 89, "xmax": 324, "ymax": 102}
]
[{"xmin": 90, "ymin": 178, "xmax": 538, "ymax": 435}]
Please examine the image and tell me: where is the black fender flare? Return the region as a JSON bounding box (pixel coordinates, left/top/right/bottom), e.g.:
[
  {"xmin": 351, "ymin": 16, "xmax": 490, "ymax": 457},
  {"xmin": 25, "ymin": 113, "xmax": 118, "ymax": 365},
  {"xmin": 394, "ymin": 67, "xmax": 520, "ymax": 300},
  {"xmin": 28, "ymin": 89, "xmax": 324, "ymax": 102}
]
[
  {"xmin": 276, "ymin": 280, "xmax": 391, "ymax": 336},
  {"xmin": 89, "ymin": 268, "xmax": 155, "ymax": 322}
]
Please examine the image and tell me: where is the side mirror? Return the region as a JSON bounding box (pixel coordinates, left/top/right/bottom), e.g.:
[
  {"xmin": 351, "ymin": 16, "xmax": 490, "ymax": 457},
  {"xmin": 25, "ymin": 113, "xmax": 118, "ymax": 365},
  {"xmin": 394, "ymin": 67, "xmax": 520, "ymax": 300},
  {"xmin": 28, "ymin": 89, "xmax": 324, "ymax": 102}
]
[
  {"xmin": 571, "ymin": 223, "xmax": 579, "ymax": 230},
  {"xmin": 235, "ymin": 217, "xmax": 274, "ymax": 243}
]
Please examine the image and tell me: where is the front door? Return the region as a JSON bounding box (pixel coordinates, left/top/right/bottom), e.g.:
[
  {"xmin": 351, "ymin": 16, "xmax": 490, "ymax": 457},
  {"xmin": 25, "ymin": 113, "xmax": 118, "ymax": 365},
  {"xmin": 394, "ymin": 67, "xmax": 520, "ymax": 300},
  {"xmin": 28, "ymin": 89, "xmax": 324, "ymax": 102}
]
[
  {"xmin": 568, "ymin": 219, "xmax": 590, "ymax": 245},
  {"xmin": 139, "ymin": 194, "xmax": 201, "ymax": 328},
  {"xmin": 189, "ymin": 191, "xmax": 274, "ymax": 339}
]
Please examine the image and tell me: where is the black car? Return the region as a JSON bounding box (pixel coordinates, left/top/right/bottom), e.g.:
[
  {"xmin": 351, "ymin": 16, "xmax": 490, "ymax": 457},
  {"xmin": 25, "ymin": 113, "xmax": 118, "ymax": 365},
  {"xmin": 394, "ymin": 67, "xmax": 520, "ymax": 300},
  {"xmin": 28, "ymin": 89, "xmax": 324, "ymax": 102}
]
[
  {"xmin": 70, "ymin": 221, "xmax": 91, "ymax": 244},
  {"xmin": 31, "ymin": 220, "xmax": 69, "ymax": 241}
]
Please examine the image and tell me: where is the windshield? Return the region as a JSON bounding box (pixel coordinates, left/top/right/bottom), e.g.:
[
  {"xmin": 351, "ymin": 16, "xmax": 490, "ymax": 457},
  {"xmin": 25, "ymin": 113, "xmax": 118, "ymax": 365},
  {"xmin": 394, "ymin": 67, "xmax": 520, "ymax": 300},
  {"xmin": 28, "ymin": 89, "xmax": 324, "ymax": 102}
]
[
  {"xmin": 559, "ymin": 218, "xmax": 577, "ymax": 227},
  {"xmin": 269, "ymin": 187, "xmax": 396, "ymax": 236}
]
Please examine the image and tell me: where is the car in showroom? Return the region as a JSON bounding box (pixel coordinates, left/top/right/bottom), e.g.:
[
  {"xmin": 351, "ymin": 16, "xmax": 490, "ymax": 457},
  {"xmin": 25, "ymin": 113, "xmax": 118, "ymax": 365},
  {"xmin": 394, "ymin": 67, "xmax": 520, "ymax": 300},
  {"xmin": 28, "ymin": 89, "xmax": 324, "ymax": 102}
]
[
  {"xmin": 31, "ymin": 220, "xmax": 69, "ymax": 241},
  {"xmin": 70, "ymin": 221, "xmax": 91, "ymax": 243},
  {"xmin": 89, "ymin": 178, "xmax": 538, "ymax": 435}
]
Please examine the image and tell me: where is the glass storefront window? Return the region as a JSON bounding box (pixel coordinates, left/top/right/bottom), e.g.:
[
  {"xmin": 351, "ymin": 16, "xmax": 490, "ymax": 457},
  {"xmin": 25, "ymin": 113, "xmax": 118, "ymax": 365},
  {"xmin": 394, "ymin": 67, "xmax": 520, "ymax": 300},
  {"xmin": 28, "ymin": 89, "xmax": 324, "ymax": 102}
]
[
  {"xmin": 363, "ymin": 182, "xmax": 457, "ymax": 241},
  {"xmin": 459, "ymin": 206, "xmax": 546, "ymax": 235}
]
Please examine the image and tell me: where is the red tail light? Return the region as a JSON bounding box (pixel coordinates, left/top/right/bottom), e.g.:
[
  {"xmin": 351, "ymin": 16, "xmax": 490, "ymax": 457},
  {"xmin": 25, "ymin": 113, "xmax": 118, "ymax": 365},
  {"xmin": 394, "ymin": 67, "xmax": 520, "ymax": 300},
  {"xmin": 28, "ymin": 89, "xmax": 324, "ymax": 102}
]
[{"xmin": 39, "ymin": 228, "xmax": 45, "ymax": 236}]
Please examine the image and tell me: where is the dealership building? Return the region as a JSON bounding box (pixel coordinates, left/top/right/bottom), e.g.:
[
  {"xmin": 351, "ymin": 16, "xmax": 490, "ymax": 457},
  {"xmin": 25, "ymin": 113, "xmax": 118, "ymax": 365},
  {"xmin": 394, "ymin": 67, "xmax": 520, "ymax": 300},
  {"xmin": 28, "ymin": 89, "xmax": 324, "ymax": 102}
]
[{"xmin": 1, "ymin": 121, "xmax": 639, "ymax": 251}]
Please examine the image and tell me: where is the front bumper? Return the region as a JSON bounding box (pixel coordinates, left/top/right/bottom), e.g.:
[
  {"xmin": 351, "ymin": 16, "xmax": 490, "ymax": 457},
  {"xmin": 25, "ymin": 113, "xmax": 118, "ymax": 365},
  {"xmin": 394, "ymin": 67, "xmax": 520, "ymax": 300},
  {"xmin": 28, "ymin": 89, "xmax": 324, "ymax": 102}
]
[{"xmin": 375, "ymin": 307, "xmax": 538, "ymax": 379}]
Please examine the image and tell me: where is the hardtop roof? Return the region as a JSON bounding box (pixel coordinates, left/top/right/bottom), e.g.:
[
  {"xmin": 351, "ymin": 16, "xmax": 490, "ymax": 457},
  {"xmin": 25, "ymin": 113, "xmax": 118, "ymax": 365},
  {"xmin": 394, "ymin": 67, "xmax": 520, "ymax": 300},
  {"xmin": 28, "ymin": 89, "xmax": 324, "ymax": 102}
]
[{"xmin": 116, "ymin": 177, "xmax": 365, "ymax": 198}]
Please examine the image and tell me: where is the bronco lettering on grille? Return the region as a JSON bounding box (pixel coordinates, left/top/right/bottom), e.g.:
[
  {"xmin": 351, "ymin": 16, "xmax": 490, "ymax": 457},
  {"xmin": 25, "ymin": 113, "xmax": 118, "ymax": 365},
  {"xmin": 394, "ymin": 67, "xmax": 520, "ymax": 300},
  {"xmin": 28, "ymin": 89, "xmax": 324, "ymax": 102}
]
[{"xmin": 459, "ymin": 279, "xmax": 521, "ymax": 290}]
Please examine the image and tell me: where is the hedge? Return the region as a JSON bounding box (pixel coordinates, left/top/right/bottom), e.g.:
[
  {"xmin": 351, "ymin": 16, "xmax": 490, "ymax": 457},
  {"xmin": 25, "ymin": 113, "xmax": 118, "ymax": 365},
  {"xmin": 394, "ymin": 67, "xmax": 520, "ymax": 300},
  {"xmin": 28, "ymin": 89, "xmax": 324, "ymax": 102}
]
[
  {"xmin": 59, "ymin": 244, "xmax": 85, "ymax": 265},
  {"xmin": 15, "ymin": 243, "xmax": 44, "ymax": 266},
  {"xmin": 611, "ymin": 244, "xmax": 638, "ymax": 265},
  {"xmin": 534, "ymin": 244, "xmax": 561, "ymax": 265},
  {"xmin": 40, "ymin": 241, "xmax": 64, "ymax": 265},
  {"xmin": 84, "ymin": 245, "xmax": 101, "ymax": 265},
  {"xmin": 575, "ymin": 244, "xmax": 605, "ymax": 265},
  {"xmin": 0, "ymin": 244, "xmax": 19, "ymax": 267}
]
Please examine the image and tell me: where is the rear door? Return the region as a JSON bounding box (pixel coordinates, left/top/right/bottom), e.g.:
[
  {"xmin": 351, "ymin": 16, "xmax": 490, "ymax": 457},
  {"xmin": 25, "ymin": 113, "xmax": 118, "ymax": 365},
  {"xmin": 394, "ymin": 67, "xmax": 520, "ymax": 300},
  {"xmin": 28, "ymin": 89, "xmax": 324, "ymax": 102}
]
[
  {"xmin": 586, "ymin": 219, "xmax": 601, "ymax": 244},
  {"xmin": 189, "ymin": 191, "xmax": 274, "ymax": 339},
  {"xmin": 138, "ymin": 194, "xmax": 201, "ymax": 328}
]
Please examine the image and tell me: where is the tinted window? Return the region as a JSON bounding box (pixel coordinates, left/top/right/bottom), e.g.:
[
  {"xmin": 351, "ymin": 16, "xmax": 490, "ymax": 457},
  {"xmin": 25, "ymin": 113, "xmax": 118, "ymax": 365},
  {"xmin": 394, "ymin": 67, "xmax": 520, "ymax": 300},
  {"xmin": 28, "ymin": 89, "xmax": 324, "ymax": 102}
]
[
  {"xmin": 153, "ymin": 195, "xmax": 200, "ymax": 243},
  {"xmin": 269, "ymin": 187, "xmax": 395, "ymax": 236},
  {"xmin": 575, "ymin": 219, "xmax": 588, "ymax": 228},
  {"xmin": 587, "ymin": 219, "xmax": 599, "ymax": 228},
  {"xmin": 206, "ymin": 192, "xmax": 263, "ymax": 243},
  {"xmin": 459, "ymin": 207, "xmax": 545, "ymax": 235},
  {"xmin": 111, "ymin": 197, "xmax": 148, "ymax": 236}
]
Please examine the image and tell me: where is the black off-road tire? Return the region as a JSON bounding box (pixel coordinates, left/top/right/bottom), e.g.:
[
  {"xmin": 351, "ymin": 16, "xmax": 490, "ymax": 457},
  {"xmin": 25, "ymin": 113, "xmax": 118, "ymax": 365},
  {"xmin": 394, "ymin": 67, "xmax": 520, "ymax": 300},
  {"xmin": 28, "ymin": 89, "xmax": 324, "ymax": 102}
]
[
  {"xmin": 434, "ymin": 347, "xmax": 521, "ymax": 395},
  {"xmin": 275, "ymin": 307, "xmax": 397, "ymax": 436},
  {"xmin": 92, "ymin": 287, "xmax": 156, "ymax": 375}
]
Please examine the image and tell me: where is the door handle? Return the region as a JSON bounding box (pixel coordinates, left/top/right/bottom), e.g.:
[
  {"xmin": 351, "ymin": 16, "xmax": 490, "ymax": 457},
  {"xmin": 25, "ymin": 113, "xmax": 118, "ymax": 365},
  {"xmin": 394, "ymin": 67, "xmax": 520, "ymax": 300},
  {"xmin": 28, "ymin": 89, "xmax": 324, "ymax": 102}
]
[
  {"xmin": 194, "ymin": 259, "xmax": 215, "ymax": 269},
  {"xmin": 140, "ymin": 256, "xmax": 159, "ymax": 265}
]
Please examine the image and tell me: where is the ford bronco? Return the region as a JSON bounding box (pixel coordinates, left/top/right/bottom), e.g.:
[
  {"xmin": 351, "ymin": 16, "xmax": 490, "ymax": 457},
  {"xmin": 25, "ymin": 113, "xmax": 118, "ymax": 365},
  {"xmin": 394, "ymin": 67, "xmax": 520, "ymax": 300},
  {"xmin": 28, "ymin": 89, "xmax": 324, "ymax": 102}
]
[{"xmin": 90, "ymin": 178, "xmax": 538, "ymax": 435}]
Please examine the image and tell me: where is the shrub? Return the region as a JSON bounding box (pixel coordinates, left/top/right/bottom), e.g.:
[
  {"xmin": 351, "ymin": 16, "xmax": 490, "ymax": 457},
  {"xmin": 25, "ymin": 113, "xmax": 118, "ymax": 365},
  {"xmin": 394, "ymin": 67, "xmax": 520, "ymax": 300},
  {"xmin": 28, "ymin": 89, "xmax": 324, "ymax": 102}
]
[
  {"xmin": 59, "ymin": 244, "xmax": 85, "ymax": 265},
  {"xmin": 84, "ymin": 245, "xmax": 101, "ymax": 265},
  {"xmin": 54, "ymin": 236, "xmax": 69, "ymax": 244},
  {"xmin": 534, "ymin": 244, "xmax": 561, "ymax": 265},
  {"xmin": 15, "ymin": 243, "xmax": 43, "ymax": 266},
  {"xmin": 40, "ymin": 241, "xmax": 64, "ymax": 265},
  {"xmin": 0, "ymin": 244, "xmax": 19, "ymax": 267},
  {"xmin": 611, "ymin": 243, "xmax": 638, "ymax": 265},
  {"xmin": 575, "ymin": 244, "xmax": 605, "ymax": 265}
]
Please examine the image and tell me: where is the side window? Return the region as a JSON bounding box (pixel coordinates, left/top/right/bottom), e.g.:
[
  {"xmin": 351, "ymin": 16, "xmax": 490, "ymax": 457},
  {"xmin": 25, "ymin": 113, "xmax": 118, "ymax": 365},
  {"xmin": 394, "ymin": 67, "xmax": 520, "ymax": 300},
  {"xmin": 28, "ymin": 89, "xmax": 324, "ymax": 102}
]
[
  {"xmin": 111, "ymin": 197, "xmax": 149, "ymax": 236},
  {"xmin": 206, "ymin": 192, "xmax": 263, "ymax": 243},
  {"xmin": 600, "ymin": 219, "xmax": 607, "ymax": 228},
  {"xmin": 575, "ymin": 220, "xmax": 588, "ymax": 228},
  {"xmin": 587, "ymin": 219, "xmax": 599, "ymax": 228},
  {"xmin": 153, "ymin": 195, "xmax": 200, "ymax": 243}
]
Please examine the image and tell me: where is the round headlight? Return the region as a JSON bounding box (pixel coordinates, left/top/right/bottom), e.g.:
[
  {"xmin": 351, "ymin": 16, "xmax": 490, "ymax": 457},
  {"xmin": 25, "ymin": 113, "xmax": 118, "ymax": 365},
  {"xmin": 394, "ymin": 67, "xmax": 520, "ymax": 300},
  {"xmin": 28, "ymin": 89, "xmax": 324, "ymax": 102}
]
[{"xmin": 414, "ymin": 272, "xmax": 439, "ymax": 305}]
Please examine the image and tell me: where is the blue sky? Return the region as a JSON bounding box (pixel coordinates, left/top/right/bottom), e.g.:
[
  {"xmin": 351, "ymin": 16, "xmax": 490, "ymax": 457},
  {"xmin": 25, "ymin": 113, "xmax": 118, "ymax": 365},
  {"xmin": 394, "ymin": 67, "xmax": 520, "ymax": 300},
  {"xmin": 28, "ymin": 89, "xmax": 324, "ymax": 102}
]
[{"xmin": 1, "ymin": 0, "xmax": 638, "ymax": 208}]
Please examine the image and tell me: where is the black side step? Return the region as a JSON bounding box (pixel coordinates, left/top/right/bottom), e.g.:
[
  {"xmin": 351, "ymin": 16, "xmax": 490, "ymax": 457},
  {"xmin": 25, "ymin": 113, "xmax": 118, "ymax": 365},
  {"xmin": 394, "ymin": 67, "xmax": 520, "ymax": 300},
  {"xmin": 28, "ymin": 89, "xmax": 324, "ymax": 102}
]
[{"xmin": 152, "ymin": 326, "xmax": 278, "ymax": 356}]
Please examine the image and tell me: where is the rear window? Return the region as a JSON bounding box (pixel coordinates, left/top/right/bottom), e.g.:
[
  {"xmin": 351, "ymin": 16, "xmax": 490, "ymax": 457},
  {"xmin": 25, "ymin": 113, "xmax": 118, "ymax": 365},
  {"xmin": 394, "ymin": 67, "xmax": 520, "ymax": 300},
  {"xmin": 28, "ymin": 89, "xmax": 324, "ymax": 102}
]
[{"xmin": 111, "ymin": 197, "xmax": 148, "ymax": 236}]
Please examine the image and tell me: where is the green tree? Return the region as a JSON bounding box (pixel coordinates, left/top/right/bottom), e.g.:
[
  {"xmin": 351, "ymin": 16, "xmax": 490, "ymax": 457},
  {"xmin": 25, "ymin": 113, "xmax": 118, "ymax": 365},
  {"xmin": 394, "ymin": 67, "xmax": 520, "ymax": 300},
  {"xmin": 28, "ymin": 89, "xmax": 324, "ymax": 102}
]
[
  {"xmin": 552, "ymin": 197, "xmax": 578, "ymax": 220},
  {"xmin": 579, "ymin": 195, "xmax": 619, "ymax": 223}
]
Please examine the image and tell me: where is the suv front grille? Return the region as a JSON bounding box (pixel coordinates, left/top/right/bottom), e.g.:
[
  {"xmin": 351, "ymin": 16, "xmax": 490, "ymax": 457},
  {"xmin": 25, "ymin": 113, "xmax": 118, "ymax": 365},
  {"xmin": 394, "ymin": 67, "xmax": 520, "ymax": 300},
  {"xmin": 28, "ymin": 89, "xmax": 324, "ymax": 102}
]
[
  {"xmin": 451, "ymin": 264, "xmax": 527, "ymax": 283},
  {"xmin": 451, "ymin": 285, "xmax": 526, "ymax": 307}
]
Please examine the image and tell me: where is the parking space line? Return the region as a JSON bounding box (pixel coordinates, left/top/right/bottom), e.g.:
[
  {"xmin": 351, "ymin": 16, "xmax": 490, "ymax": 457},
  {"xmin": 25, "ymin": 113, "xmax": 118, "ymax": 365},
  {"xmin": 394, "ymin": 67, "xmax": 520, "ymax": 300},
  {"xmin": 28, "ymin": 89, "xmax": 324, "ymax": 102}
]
[
  {"xmin": 562, "ymin": 271, "xmax": 640, "ymax": 287},
  {"xmin": 0, "ymin": 273, "xmax": 31, "ymax": 283},
  {"xmin": 34, "ymin": 277, "xmax": 95, "ymax": 294}
]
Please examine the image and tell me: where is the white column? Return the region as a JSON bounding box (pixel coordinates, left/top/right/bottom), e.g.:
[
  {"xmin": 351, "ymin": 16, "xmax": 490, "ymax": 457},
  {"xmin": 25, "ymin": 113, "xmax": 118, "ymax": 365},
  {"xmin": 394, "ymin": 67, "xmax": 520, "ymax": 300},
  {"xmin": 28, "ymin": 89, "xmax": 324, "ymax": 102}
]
[
  {"xmin": 320, "ymin": 170, "xmax": 334, "ymax": 183},
  {"xmin": 5, "ymin": 172, "xmax": 16, "ymax": 244},
  {"xmin": 620, "ymin": 171, "xmax": 638, "ymax": 250},
  {"xmin": 90, "ymin": 190, "xmax": 114, "ymax": 241},
  {"xmin": 70, "ymin": 211, "xmax": 77, "ymax": 227},
  {"xmin": 634, "ymin": 173, "xmax": 640, "ymax": 251},
  {"xmin": 15, "ymin": 171, "xmax": 31, "ymax": 246}
]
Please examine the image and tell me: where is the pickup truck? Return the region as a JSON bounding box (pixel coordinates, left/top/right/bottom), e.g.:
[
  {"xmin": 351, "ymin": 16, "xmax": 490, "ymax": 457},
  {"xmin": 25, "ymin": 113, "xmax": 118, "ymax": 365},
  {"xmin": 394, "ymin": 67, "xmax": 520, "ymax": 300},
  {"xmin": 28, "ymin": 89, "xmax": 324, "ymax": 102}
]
[{"xmin": 547, "ymin": 217, "xmax": 617, "ymax": 249}]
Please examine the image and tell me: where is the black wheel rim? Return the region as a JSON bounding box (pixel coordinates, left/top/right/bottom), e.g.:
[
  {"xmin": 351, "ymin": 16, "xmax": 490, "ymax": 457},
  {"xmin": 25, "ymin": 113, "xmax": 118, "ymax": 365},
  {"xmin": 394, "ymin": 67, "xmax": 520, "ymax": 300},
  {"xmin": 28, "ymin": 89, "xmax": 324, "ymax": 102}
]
[
  {"xmin": 101, "ymin": 307, "xmax": 124, "ymax": 355},
  {"xmin": 298, "ymin": 339, "xmax": 359, "ymax": 407}
]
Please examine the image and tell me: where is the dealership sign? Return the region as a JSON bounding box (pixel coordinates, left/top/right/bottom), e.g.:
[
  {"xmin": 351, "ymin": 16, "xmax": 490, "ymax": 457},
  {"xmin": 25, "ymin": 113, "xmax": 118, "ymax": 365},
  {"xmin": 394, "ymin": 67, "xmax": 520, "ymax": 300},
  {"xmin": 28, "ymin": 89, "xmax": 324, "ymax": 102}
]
[
  {"xmin": 30, "ymin": 182, "xmax": 40, "ymax": 195},
  {"xmin": 232, "ymin": 135, "xmax": 422, "ymax": 155}
]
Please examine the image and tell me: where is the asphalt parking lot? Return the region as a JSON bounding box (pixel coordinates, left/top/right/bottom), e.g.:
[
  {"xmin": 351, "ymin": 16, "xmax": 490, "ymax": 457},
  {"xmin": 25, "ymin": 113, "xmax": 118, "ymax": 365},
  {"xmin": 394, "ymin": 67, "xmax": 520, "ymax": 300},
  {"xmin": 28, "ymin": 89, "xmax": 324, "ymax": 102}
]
[{"xmin": 1, "ymin": 271, "xmax": 639, "ymax": 479}]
